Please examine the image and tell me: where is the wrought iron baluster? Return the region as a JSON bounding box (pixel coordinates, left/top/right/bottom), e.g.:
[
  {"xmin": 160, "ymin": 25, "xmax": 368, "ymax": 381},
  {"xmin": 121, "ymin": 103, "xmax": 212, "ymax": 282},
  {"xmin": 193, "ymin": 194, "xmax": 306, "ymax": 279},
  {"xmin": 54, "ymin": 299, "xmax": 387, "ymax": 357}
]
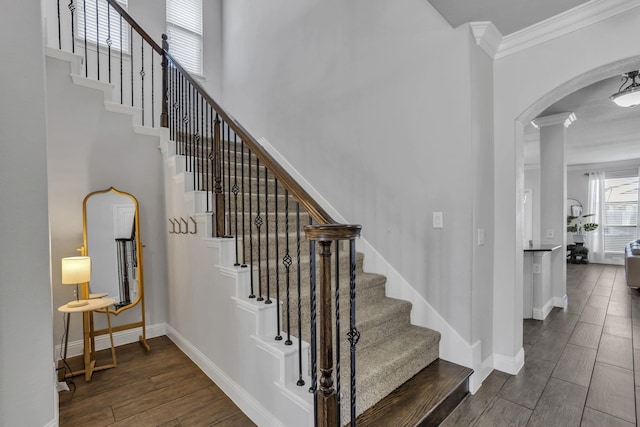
[
  {"xmin": 335, "ymin": 239, "xmax": 341, "ymax": 426},
  {"xmin": 119, "ymin": 15, "xmax": 122, "ymax": 103},
  {"xmin": 348, "ymin": 238, "xmax": 360, "ymax": 426},
  {"xmin": 68, "ymin": 0, "xmax": 75, "ymax": 53},
  {"xmin": 265, "ymin": 167, "xmax": 271, "ymax": 305},
  {"xmin": 107, "ymin": 3, "xmax": 111, "ymax": 83},
  {"xmin": 214, "ymin": 114, "xmax": 224, "ymax": 236},
  {"xmin": 181, "ymin": 76, "xmax": 187, "ymax": 156},
  {"xmin": 151, "ymin": 44, "xmax": 154, "ymax": 127},
  {"xmin": 296, "ymin": 202, "xmax": 305, "ymax": 386},
  {"xmin": 140, "ymin": 36, "xmax": 144, "ymax": 126},
  {"xmin": 205, "ymin": 103, "xmax": 211, "ymax": 211},
  {"xmin": 226, "ymin": 124, "xmax": 232, "ymax": 236},
  {"xmin": 57, "ymin": 0, "xmax": 61, "ymax": 49},
  {"xmin": 241, "ymin": 141, "xmax": 247, "ymax": 268},
  {"xmin": 274, "ymin": 180, "xmax": 281, "ymax": 339},
  {"xmin": 190, "ymin": 87, "xmax": 195, "ymax": 182},
  {"xmin": 283, "ymin": 190, "xmax": 292, "ymax": 345},
  {"xmin": 169, "ymin": 63, "xmax": 173, "ymax": 137},
  {"xmin": 248, "ymin": 148, "xmax": 255, "ymax": 298},
  {"xmin": 194, "ymin": 92, "xmax": 200, "ymax": 190},
  {"xmin": 199, "ymin": 96, "xmax": 204, "ymax": 191},
  {"xmin": 188, "ymin": 85, "xmax": 193, "ymax": 173},
  {"xmin": 220, "ymin": 121, "xmax": 226, "ymax": 230},
  {"xmin": 130, "ymin": 25, "xmax": 133, "ymax": 107},
  {"xmin": 233, "ymin": 134, "xmax": 240, "ymax": 266},
  {"xmin": 255, "ymin": 158, "xmax": 263, "ymax": 301}
]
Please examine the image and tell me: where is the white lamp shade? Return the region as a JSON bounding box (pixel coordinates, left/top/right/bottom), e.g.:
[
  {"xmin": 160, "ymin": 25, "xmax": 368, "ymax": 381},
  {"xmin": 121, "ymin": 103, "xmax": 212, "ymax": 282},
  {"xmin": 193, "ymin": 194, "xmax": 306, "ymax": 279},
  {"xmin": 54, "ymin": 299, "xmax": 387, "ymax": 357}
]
[
  {"xmin": 61, "ymin": 256, "xmax": 91, "ymax": 284},
  {"xmin": 610, "ymin": 85, "xmax": 640, "ymax": 107}
]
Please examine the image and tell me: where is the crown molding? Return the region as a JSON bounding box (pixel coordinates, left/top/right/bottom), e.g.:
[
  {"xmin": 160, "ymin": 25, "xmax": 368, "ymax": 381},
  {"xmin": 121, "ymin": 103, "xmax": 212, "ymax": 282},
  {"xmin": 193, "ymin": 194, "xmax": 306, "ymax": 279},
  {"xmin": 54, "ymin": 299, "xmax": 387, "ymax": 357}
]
[
  {"xmin": 532, "ymin": 112, "xmax": 576, "ymax": 128},
  {"xmin": 469, "ymin": 22, "xmax": 503, "ymax": 59},
  {"xmin": 495, "ymin": 0, "xmax": 640, "ymax": 59}
]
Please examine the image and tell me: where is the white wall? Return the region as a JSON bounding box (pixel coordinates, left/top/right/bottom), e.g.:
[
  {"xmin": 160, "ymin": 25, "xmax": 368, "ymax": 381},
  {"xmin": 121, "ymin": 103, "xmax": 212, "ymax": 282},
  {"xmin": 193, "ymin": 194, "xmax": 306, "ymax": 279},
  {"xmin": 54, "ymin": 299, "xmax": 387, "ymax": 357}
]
[
  {"xmin": 469, "ymin": 39, "xmax": 495, "ymax": 364},
  {"xmin": 45, "ymin": 54, "xmax": 168, "ymax": 348},
  {"xmin": 220, "ymin": 0, "xmax": 482, "ymax": 346},
  {"xmin": 525, "ymin": 167, "xmax": 541, "ymax": 244},
  {"xmin": 493, "ymin": 7, "xmax": 640, "ymax": 361},
  {"xmin": 0, "ymin": 1, "xmax": 56, "ymax": 425}
]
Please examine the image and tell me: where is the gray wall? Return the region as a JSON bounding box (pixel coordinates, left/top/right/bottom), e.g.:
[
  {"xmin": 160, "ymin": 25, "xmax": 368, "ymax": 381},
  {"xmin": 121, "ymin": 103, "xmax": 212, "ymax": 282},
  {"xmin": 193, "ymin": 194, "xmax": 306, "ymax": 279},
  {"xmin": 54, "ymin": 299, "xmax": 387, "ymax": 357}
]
[
  {"xmin": 0, "ymin": 1, "xmax": 56, "ymax": 425},
  {"xmin": 220, "ymin": 0, "xmax": 486, "ymax": 344},
  {"xmin": 470, "ymin": 39, "xmax": 495, "ymax": 361}
]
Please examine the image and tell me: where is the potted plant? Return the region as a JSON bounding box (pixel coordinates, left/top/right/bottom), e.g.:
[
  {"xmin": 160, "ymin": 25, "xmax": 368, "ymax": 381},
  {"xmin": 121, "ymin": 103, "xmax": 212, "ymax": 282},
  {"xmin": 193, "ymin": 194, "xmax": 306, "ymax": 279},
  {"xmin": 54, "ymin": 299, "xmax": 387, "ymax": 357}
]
[{"xmin": 567, "ymin": 213, "xmax": 598, "ymax": 244}]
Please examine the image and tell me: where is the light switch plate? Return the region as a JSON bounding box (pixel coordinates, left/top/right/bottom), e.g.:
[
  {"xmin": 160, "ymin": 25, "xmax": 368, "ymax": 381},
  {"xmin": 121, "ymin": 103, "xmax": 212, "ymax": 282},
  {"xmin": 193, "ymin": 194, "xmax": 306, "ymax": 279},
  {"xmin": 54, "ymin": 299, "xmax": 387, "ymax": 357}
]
[
  {"xmin": 433, "ymin": 212, "xmax": 443, "ymax": 228},
  {"xmin": 546, "ymin": 229, "xmax": 554, "ymax": 239},
  {"xmin": 478, "ymin": 228, "xmax": 485, "ymax": 245}
]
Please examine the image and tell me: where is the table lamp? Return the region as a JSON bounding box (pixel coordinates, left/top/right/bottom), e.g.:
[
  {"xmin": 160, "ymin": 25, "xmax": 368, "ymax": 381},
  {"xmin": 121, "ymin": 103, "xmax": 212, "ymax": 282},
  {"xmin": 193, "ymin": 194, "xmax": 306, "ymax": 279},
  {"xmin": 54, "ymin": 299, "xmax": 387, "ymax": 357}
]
[{"xmin": 62, "ymin": 256, "xmax": 91, "ymax": 308}]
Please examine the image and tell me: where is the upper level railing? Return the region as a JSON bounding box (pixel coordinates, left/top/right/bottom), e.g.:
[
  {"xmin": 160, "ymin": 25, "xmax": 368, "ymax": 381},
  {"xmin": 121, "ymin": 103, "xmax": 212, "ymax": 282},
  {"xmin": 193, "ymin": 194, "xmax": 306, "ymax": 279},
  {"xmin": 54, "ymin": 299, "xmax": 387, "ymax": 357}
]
[{"xmin": 52, "ymin": 2, "xmax": 362, "ymax": 425}]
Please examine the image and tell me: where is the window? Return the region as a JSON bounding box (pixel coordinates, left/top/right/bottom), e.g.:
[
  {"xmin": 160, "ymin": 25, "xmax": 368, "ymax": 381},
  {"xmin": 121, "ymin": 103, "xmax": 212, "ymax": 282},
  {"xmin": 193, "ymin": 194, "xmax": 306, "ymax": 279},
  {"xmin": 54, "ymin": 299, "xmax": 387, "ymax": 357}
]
[
  {"xmin": 166, "ymin": 0, "xmax": 203, "ymax": 75},
  {"xmin": 77, "ymin": 0, "xmax": 129, "ymax": 52},
  {"xmin": 603, "ymin": 171, "xmax": 639, "ymax": 252}
]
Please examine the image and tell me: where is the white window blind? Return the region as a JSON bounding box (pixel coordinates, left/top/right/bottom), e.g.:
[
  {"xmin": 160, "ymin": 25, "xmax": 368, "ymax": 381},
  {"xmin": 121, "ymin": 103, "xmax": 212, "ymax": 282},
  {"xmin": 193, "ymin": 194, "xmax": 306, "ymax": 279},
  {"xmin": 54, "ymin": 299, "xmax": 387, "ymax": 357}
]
[
  {"xmin": 166, "ymin": 0, "xmax": 203, "ymax": 75},
  {"xmin": 603, "ymin": 170, "xmax": 639, "ymax": 252},
  {"xmin": 77, "ymin": 0, "xmax": 129, "ymax": 52}
]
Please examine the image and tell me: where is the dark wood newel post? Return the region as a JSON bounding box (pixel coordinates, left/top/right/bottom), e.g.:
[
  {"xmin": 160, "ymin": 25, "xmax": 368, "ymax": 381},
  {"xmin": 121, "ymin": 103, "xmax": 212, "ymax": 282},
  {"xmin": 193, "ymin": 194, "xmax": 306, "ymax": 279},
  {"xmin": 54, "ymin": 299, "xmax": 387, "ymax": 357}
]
[
  {"xmin": 305, "ymin": 224, "xmax": 362, "ymax": 427},
  {"xmin": 213, "ymin": 117, "xmax": 225, "ymax": 236},
  {"xmin": 317, "ymin": 239, "xmax": 337, "ymax": 427},
  {"xmin": 160, "ymin": 34, "xmax": 169, "ymax": 128}
]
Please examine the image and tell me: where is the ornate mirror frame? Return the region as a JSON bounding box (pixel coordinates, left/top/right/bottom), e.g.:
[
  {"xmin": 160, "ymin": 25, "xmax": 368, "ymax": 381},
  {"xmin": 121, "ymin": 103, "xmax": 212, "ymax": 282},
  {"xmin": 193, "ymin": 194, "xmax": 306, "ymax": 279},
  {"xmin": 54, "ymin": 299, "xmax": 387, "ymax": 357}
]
[{"xmin": 82, "ymin": 187, "xmax": 149, "ymax": 351}]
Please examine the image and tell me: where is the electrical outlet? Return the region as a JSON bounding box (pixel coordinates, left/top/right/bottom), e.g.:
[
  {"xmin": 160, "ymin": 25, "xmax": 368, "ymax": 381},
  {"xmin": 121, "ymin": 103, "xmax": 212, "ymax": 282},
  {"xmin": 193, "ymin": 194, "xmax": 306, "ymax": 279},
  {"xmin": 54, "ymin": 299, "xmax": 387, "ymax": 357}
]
[
  {"xmin": 533, "ymin": 264, "xmax": 541, "ymax": 274},
  {"xmin": 477, "ymin": 228, "xmax": 485, "ymax": 245},
  {"xmin": 433, "ymin": 212, "xmax": 443, "ymax": 229},
  {"xmin": 546, "ymin": 229, "xmax": 554, "ymax": 239}
]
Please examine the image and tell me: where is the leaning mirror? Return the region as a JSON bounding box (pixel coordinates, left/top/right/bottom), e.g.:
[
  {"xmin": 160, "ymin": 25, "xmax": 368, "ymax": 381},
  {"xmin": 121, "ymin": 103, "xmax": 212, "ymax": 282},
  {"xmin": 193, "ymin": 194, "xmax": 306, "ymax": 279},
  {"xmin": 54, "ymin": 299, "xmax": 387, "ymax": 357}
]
[{"xmin": 83, "ymin": 187, "xmax": 149, "ymax": 351}]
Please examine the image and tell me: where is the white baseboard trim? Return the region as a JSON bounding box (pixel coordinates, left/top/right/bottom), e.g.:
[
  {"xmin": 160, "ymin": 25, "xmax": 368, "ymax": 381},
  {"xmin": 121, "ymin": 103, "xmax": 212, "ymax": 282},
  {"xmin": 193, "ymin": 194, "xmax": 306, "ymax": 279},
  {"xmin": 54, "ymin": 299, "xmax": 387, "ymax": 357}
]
[
  {"xmin": 554, "ymin": 295, "xmax": 568, "ymax": 308},
  {"xmin": 165, "ymin": 324, "xmax": 284, "ymax": 427},
  {"xmin": 44, "ymin": 418, "xmax": 58, "ymax": 427},
  {"xmin": 494, "ymin": 348, "xmax": 525, "ymax": 375},
  {"xmin": 469, "ymin": 353, "xmax": 495, "ymax": 394},
  {"xmin": 533, "ymin": 299, "xmax": 554, "ymax": 320},
  {"xmin": 55, "ymin": 322, "xmax": 166, "ymax": 360}
]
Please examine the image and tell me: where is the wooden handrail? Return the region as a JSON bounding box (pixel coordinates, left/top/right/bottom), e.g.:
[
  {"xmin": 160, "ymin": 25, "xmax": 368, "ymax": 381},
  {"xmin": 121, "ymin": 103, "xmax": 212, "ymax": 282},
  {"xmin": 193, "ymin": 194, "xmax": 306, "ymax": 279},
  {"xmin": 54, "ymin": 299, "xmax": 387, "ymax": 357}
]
[
  {"xmin": 105, "ymin": 0, "xmax": 163, "ymax": 54},
  {"xmin": 163, "ymin": 52, "xmax": 336, "ymax": 226},
  {"xmin": 101, "ymin": 0, "xmax": 332, "ymax": 225}
]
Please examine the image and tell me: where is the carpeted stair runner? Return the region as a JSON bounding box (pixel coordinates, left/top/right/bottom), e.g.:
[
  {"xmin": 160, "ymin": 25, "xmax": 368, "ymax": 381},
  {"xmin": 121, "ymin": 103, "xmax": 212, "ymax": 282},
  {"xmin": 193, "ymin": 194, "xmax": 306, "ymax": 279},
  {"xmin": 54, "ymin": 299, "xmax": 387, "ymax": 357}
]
[{"xmin": 185, "ymin": 140, "xmax": 445, "ymax": 424}]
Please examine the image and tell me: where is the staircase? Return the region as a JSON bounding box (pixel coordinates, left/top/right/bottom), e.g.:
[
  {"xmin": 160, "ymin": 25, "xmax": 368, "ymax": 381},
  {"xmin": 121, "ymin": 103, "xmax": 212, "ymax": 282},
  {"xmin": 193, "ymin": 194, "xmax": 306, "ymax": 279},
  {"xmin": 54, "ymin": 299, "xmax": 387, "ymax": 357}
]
[
  {"xmin": 46, "ymin": 1, "xmax": 474, "ymax": 425},
  {"xmin": 218, "ymin": 141, "xmax": 446, "ymax": 423}
]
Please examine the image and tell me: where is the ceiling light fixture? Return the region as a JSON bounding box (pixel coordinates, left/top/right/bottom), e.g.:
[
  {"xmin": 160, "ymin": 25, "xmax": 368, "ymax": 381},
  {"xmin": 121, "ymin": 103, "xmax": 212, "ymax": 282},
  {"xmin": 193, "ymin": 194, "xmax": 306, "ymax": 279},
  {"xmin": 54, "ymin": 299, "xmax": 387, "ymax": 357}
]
[{"xmin": 610, "ymin": 70, "xmax": 640, "ymax": 107}]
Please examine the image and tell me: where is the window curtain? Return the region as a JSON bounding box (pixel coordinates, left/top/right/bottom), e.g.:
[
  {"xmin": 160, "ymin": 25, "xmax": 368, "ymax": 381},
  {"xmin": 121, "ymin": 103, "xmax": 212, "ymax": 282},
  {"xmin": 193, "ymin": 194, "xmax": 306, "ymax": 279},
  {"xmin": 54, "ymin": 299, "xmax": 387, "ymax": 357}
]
[{"xmin": 586, "ymin": 171, "xmax": 606, "ymax": 263}]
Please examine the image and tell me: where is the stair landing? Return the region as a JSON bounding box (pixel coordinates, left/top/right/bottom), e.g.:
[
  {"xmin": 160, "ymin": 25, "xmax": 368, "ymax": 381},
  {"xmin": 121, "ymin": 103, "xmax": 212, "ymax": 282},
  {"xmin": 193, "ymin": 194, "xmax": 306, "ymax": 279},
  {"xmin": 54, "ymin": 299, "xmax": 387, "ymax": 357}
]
[{"xmin": 355, "ymin": 359, "xmax": 473, "ymax": 427}]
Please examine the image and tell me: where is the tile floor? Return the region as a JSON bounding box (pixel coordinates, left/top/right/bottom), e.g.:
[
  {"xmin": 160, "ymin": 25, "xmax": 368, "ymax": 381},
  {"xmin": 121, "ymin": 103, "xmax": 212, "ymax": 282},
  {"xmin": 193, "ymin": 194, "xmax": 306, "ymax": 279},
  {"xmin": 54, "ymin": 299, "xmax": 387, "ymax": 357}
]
[{"xmin": 442, "ymin": 263, "xmax": 640, "ymax": 426}]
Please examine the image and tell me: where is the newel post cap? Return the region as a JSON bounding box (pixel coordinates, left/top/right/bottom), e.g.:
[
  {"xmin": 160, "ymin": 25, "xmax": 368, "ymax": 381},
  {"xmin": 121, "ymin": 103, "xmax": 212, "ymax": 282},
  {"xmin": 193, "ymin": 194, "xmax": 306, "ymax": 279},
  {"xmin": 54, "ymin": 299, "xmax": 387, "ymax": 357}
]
[{"xmin": 304, "ymin": 224, "xmax": 362, "ymax": 241}]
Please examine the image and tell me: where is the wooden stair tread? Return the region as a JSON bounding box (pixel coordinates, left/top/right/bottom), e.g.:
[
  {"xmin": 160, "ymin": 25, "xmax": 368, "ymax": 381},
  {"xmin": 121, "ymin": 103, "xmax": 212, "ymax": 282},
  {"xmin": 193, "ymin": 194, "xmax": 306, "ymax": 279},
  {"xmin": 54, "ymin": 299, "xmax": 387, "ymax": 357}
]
[{"xmin": 355, "ymin": 359, "xmax": 472, "ymax": 427}]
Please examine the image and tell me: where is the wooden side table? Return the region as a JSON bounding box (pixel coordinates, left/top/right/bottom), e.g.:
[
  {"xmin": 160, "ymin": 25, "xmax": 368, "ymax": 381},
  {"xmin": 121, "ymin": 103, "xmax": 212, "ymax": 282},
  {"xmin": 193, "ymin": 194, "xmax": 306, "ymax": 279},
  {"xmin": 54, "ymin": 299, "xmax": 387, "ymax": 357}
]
[{"xmin": 58, "ymin": 297, "xmax": 117, "ymax": 381}]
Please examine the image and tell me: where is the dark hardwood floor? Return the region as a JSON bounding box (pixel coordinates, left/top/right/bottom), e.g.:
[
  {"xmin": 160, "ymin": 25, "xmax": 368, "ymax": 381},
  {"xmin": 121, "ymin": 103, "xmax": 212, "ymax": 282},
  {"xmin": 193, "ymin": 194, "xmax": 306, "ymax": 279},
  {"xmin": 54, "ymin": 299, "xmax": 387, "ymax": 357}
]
[
  {"xmin": 58, "ymin": 336, "xmax": 255, "ymax": 426},
  {"xmin": 61, "ymin": 264, "xmax": 635, "ymax": 426},
  {"xmin": 442, "ymin": 263, "xmax": 639, "ymax": 426}
]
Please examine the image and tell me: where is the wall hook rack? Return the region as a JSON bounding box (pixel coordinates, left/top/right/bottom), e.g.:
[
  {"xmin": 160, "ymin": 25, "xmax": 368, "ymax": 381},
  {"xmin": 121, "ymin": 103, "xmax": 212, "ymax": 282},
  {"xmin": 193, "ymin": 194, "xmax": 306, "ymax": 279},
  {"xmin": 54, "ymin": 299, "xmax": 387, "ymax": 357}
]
[
  {"xmin": 180, "ymin": 217, "xmax": 189, "ymax": 234},
  {"xmin": 168, "ymin": 218, "xmax": 177, "ymax": 234},
  {"xmin": 189, "ymin": 216, "xmax": 197, "ymax": 234}
]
